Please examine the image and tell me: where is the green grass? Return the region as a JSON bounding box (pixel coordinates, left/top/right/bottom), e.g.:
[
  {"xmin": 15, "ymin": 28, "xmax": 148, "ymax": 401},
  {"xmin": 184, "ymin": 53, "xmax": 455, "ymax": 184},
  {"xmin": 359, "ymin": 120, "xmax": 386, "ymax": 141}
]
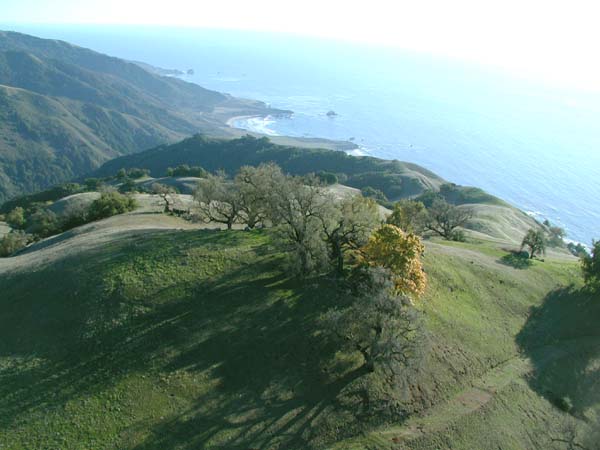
[
  {"xmin": 0, "ymin": 228, "xmax": 597, "ymax": 449},
  {"xmin": 389, "ymin": 240, "xmax": 582, "ymax": 411},
  {"xmin": 0, "ymin": 230, "xmax": 359, "ymax": 449},
  {"xmin": 332, "ymin": 239, "xmax": 598, "ymax": 449}
]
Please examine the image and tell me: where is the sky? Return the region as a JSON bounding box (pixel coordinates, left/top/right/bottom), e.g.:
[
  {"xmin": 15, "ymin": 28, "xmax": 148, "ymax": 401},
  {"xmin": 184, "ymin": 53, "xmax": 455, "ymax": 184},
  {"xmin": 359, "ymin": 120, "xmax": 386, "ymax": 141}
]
[{"xmin": 2, "ymin": 0, "xmax": 600, "ymax": 90}]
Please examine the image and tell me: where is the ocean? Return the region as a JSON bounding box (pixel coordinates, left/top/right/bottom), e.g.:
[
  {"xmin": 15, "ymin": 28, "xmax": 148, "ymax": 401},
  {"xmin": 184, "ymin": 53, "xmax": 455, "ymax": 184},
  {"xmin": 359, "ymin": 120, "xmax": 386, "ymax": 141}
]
[{"xmin": 4, "ymin": 25, "xmax": 600, "ymax": 245}]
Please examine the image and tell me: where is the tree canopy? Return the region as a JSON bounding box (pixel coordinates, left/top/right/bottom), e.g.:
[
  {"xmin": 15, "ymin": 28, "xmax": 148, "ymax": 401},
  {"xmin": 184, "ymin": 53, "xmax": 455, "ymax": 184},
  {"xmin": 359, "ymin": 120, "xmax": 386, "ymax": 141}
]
[
  {"xmin": 422, "ymin": 198, "xmax": 473, "ymax": 241},
  {"xmin": 152, "ymin": 183, "xmax": 177, "ymax": 213},
  {"xmin": 319, "ymin": 195, "xmax": 381, "ymax": 274},
  {"xmin": 194, "ymin": 172, "xmax": 243, "ymax": 230},
  {"xmin": 387, "ymin": 199, "xmax": 426, "ymax": 234},
  {"xmin": 322, "ymin": 267, "xmax": 426, "ymax": 415},
  {"xmin": 582, "ymin": 241, "xmax": 599, "ymax": 290},
  {"xmin": 521, "ymin": 229, "xmax": 546, "ymax": 259},
  {"xmin": 361, "ymin": 224, "xmax": 427, "ymax": 298}
]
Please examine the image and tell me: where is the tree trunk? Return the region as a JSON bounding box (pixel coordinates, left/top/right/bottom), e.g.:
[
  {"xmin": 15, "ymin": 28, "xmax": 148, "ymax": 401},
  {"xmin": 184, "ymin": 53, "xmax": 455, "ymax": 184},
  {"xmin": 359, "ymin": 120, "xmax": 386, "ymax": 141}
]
[
  {"xmin": 247, "ymin": 215, "xmax": 257, "ymax": 229},
  {"xmin": 332, "ymin": 241, "xmax": 344, "ymax": 275},
  {"xmin": 300, "ymin": 248, "xmax": 311, "ymax": 276},
  {"xmin": 336, "ymin": 254, "xmax": 344, "ymax": 275}
]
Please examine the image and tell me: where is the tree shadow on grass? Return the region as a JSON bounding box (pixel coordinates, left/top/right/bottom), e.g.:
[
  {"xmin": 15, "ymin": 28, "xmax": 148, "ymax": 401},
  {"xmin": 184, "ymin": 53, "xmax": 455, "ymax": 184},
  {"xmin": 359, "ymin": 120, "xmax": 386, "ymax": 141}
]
[
  {"xmin": 0, "ymin": 228, "xmax": 370, "ymax": 449},
  {"xmin": 516, "ymin": 285, "xmax": 600, "ymax": 445},
  {"xmin": 128, "ymin": 363, "xmax": 370, "ymax": 450},
  {"xmin": 124, "ymin": 270, "xmax": 371, "ymax": 450},
  {"xmin": 498, "ymin": 250, "xmax": 532, "ymax": 269}
]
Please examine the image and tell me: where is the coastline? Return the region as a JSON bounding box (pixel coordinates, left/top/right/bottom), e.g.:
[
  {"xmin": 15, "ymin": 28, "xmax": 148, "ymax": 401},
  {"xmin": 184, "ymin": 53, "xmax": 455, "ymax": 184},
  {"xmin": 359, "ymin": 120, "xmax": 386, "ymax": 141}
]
[
  {"xmin": 225, "ymin": 114, "xmax": 264, "ymax": 128},
  {"xmin": 225, "ymin": 113, "xmax": 360, "ymax": 152}
]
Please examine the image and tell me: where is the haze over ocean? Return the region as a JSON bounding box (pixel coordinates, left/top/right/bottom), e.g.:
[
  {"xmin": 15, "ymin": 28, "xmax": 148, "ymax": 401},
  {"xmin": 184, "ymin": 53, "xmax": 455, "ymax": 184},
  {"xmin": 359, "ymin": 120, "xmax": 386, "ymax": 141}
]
[{"xmin": 5, "ymin": 25, "xmax": 599, "ymax": 244}]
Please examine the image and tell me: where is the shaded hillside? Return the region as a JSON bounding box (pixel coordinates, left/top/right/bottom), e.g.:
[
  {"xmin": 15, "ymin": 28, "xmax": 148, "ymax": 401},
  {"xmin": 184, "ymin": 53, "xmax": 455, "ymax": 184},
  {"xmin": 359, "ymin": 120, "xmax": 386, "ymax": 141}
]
[
  {"xmin": 94, "ymin": 134, "xmax": 445, "ymax": 199},
  {"xmin": 0, "ymin": 84, "xmax": 179, "ymax": 199},
  {"xmin": 0, "ymin": 206, "xmax": 593, "ymax": 449},
  {"xmin": 0, "ymin": 31, "xmax": 283, "ymax": 202}
]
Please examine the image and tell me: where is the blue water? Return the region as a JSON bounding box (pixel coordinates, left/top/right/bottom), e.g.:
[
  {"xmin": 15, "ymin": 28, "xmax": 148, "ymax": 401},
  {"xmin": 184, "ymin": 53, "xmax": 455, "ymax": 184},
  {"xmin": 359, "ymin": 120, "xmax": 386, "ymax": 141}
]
[{"xmin": 4, "ymin": 24, "xmax": 600, "ymax": 244}]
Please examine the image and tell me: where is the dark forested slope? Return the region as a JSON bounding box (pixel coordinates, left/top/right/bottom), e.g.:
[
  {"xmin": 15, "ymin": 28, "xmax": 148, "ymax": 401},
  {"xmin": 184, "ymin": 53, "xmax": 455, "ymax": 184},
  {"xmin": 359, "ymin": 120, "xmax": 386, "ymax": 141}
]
[{"xmin": 94, "ymin": 134, "xmax": 446, "ymax": 199}]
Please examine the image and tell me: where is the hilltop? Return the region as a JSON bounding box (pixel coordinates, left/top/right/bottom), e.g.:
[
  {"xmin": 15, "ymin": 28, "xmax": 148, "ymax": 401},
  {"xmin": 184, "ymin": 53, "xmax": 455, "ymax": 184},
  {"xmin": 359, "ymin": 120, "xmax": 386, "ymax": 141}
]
[
  {"xmin": 94, "ymin": 134, "xmax": 445, "ymax": 198},
  {"xmin": 0, "ymin": 184, "xmax": 596, "ymax": 449},
  {"xmin": 90, "ymin": 134, "xmax": 554, "ymax": 246}
]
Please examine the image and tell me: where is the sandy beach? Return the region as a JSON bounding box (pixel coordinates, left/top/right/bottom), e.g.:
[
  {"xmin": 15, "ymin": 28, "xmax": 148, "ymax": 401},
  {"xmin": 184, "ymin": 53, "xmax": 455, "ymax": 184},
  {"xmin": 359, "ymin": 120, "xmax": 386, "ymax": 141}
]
[{"xmin": 225, "ymin": 114, "xmax": 264, "ymax": 128}]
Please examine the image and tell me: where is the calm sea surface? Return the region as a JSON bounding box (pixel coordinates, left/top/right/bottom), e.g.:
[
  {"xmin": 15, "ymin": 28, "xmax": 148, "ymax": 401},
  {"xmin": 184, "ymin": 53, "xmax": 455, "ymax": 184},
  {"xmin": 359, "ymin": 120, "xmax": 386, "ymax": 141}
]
[{"xmin": 6, "ymin": 25, "xmax": 600, "ymax": 244}]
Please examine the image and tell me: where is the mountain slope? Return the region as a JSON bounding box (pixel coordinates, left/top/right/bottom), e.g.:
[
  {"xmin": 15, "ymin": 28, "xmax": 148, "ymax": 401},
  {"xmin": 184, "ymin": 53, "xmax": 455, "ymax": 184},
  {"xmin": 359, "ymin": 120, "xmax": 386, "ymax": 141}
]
[
  {"xmin": 0, "ymin": 206, "xmax": 595, "ymax": 450},
  {"xmin": 0, "ymin": 31, "xmax": 283, "ymax": 202},
  {"xmin": 92, "ymin": 133, "xmax": 552, "ymax": 245},
  {"xmin": 94, "ymin": 134, "xmax": 446, "ymax": 199}
]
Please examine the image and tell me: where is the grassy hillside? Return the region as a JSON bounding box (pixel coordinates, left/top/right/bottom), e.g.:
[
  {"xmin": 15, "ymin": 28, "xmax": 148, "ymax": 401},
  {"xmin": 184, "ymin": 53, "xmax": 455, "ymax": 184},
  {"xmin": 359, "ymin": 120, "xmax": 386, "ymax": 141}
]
[
  {"xmin": 335, "ymin": 240, "xmax": 598, "ymax": 449},
  {"xmin": 94, "ymin": 134, "xmax": 446, "ymax": 199},
  {"xmin": 91, "ymin": 134, "xmax": 548, "ymax": 245},
  {"xmin": 0, "ymin": 207, "xmax": 596, "ymax": 449},
  {"xmin": 0, "ymin": 31, "xmax": 284, "ymax": 203}
]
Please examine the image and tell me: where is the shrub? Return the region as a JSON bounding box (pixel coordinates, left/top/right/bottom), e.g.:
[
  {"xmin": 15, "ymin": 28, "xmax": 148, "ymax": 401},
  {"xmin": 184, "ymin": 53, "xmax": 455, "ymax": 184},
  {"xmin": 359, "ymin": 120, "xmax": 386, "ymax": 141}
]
[
  {"xmin": 5, "ymin": 207, "xmax": 26, "ymax": 229},
  {"xmin": 415, "ymin": 190, "xmax": 442, "ymax": 208},
  {"xmin": 61, "ymin": 203, "xmax": 90, "ymax": 230},
  {"xmin": 543, "ymin": 220, "xmax": 566, "ymax": 247},
  {"xmin": 361, "ymin": 186, "xmax": 388, "ymax": 202},
  {"xmin": 500, "ymin": 251, "xmax": 532, "ymax": 269},
  {"xmin": 450, "ymin": 229, "xmax": 466, "ymax": 242},
  {"xmin": 166, "ymin": 164, "xmax": 207, "ymax": 178},
  {"xmin": 0, "ymin": 230, "xmax": 31, "ymax": 257},
  {"xmin": 0, "ymin": 183, "xmax": 83, "ymax": 214},
  {"xmin": 567, "ymin": 242, "xmax": 588, "ymax": 258},
  {"xmin": 88, "ymin": 192, "xmax": 137, "ymax": 221},
  {"xmin": 125, "ymin": 168, "xmax": 150, "ymax": 179},
  {"xmin": 84, "ymin": 178, "xmax": 104, "ymax": 191},
  {"xmin": 316, "ymin": 171, "xmax": 338, "ymax": 185},
  {"xmin": 26, "ymin": 209, "xmax": 61, "ymax": 238},
  {"xmin": 118, "ymin": 178, "xmax": 137, "ymax": 193}
]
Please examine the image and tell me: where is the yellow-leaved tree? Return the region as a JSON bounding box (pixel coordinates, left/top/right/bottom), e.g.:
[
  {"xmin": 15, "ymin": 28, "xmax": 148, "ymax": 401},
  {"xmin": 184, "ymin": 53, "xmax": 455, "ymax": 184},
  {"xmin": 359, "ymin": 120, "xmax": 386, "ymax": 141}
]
[{"xmin": 361, "ymin": 224, "xmax": 426, "ymax": 298}]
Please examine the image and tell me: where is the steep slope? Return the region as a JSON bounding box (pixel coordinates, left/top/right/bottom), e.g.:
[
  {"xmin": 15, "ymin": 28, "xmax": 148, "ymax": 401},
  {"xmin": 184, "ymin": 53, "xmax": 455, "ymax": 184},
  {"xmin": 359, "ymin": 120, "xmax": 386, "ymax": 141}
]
[
  {"xmin": 0, "ymin": 31, "xmax": 283, "ymax": 202},
  {"xmin": 0, "ymin": 206, "xmax": 595, "ymax": 449},
  {"xmin": 0, "ymin": 84, "xmax": 181, "ymax": 198}
]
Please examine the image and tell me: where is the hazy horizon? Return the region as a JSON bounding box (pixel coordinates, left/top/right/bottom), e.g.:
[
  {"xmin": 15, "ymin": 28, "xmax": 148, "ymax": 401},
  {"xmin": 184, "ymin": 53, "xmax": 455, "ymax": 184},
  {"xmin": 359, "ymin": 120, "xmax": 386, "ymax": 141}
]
[{"xmin": 2, "ymin": 0, "xmax": 600, "ymax": 91}]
